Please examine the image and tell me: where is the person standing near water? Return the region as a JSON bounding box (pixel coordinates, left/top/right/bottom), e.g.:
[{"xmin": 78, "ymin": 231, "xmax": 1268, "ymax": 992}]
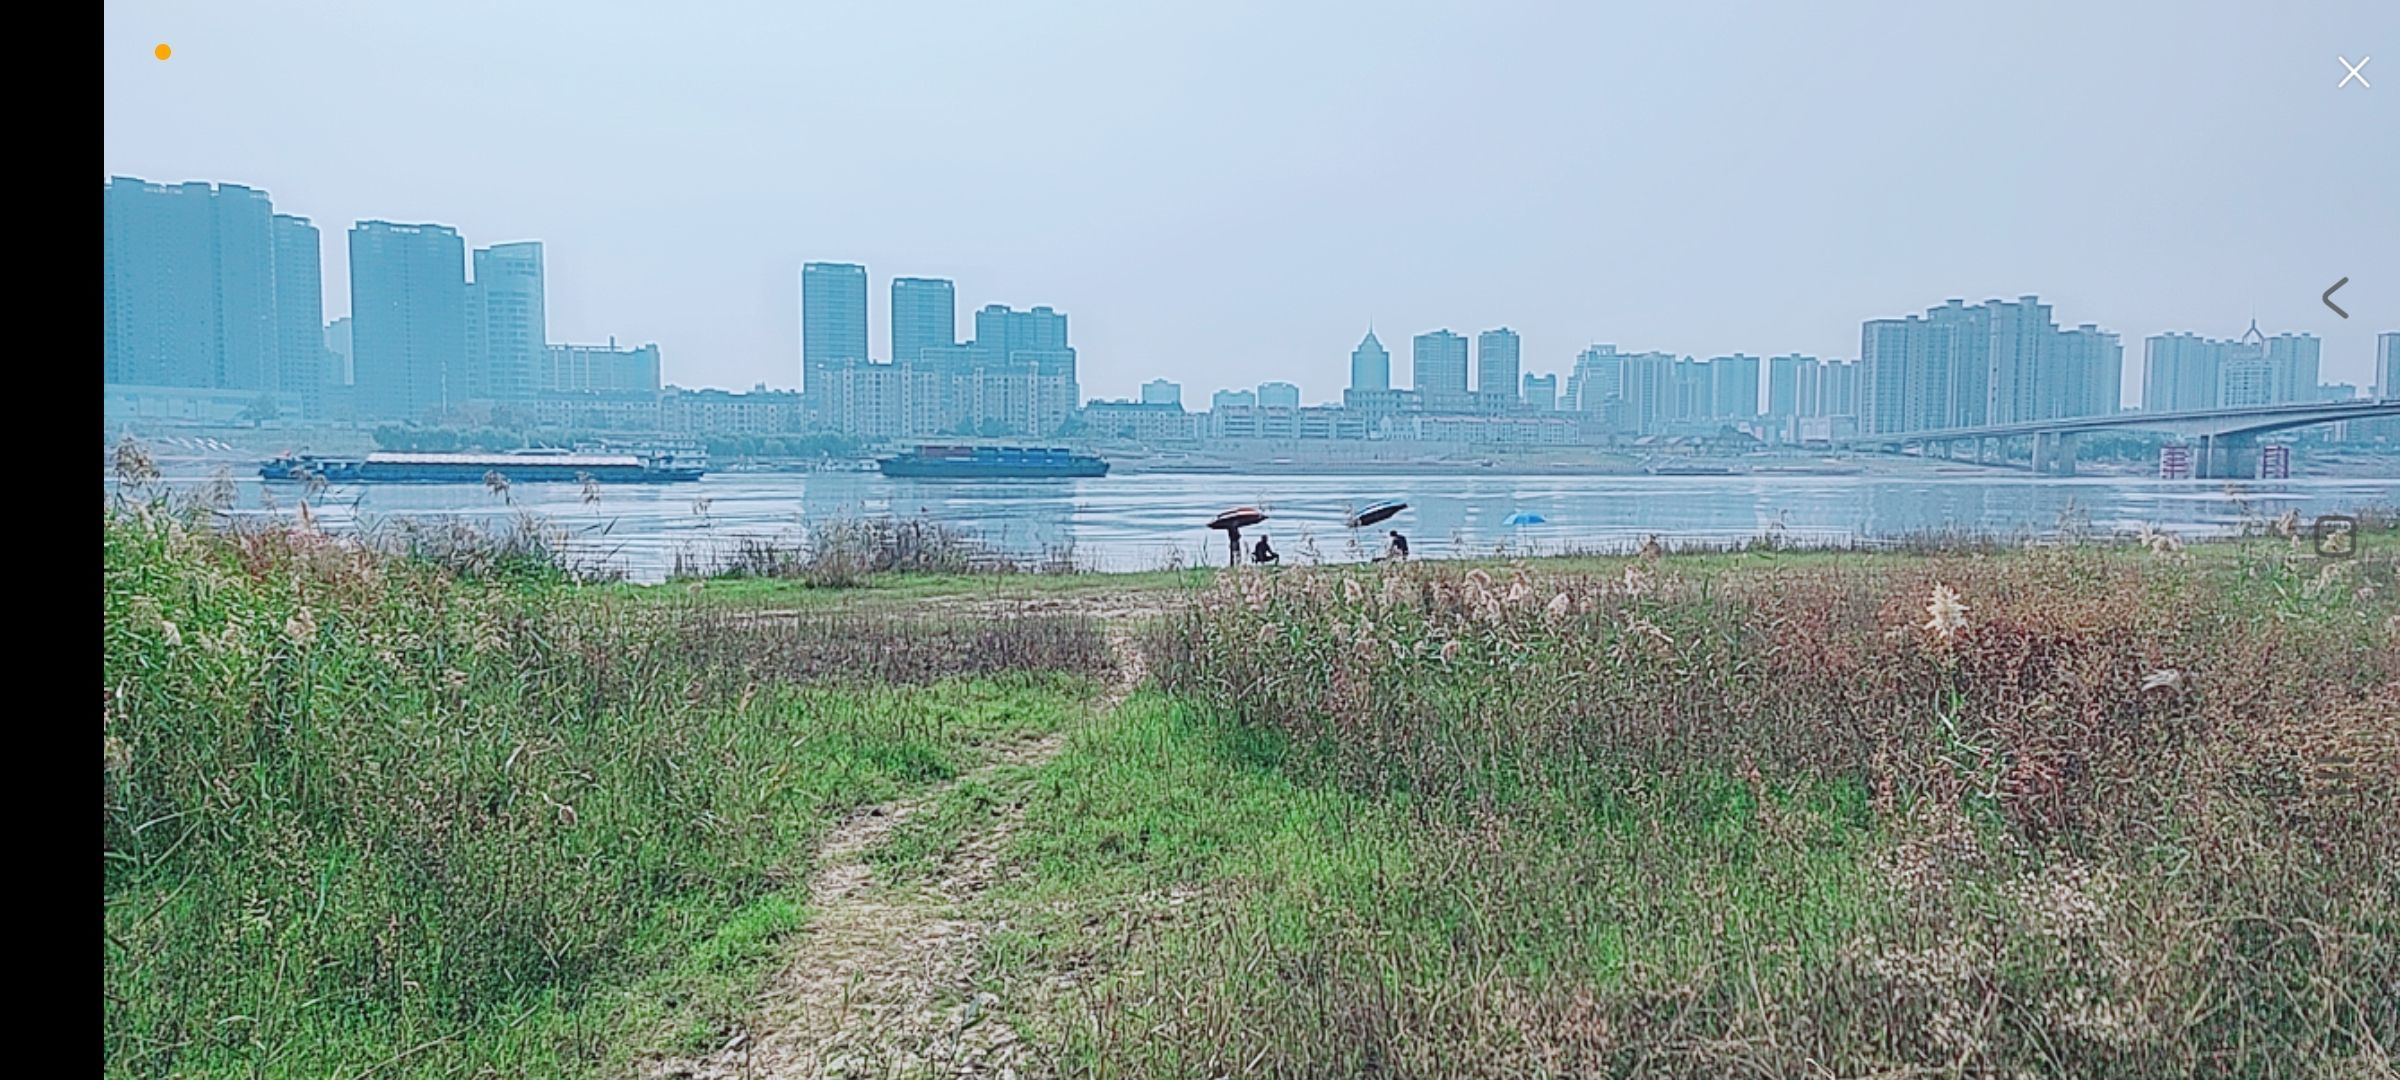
[{"xmin": 1226, "ymin": 526, "xmax": 1243, "ymax": 568}]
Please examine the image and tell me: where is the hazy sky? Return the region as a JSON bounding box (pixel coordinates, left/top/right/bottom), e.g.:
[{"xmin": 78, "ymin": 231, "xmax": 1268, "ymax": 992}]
[{"xmin": 106, "ymin": 1, "xmax": 2396, "ymax": 401}]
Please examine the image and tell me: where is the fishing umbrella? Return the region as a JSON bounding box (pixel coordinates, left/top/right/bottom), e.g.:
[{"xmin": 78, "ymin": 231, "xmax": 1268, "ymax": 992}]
[
  {"xmin": 1346, "ymin": 499, "xmax": 1408, "ymax": 529},
  {"xmin": 1504, "ymin": 511, "xmax": 1547, "ymax": 527},
  {"xmin": 1208, "ymin": 506, "xmax": 1269, "ymax": 531}
]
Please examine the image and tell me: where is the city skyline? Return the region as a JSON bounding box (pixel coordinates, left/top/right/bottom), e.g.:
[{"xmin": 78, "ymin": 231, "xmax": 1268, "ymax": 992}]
[
  {"xmin": 100, "ymin": 169, "xmax": 2396, "ymax": 410},
  {"xmin": 102, "ymin": 171, "xmax": 2387, "ymax": 435},
  {"xmin": 103, "ymin": 1, "xmax": 2396, "ymax": 400}
]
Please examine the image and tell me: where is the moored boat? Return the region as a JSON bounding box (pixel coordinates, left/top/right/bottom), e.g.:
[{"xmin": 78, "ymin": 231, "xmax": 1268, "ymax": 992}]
[
  {"xmin": 876, "ymin": 445, "xmax": 1108, "ymax": 479},
  {"xmin": 260, "ymin": 446, "xmax": 706, "ymax": 484}
]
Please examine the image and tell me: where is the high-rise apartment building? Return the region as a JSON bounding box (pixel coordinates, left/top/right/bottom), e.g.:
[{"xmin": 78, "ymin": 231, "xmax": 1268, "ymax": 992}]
[
  {"xmin": 1621, "ymin": 351, "xmax": 1679, "ymax": 434},
  {"xmin": 1709, "ymin": 354, "xmax": 1762, "ymax": 419},
  {"xmin": 2142, "ymin": 324, "xmax": 2316, "ymax": 411},
  {"xmin": 103, "ymin": 177, "xmax": 281, "ymax": 392},
  {"xmin": 1258, "ymin": 381, "xmax": 1301, "ymax": 409},
  {"xmin": 1767, "ymin": 354, "xmax": 1815, "ymax": 418},
  {"xmin": 1820, "ymin": 360, "xmax": 1860, "ymax": 418},
  {"xmin": 1861, "ymin": 296, "xmax": 2118, "ymax": 434},
  {"xmin": 1349, "ymin": 330, "xmax": 1390, "ymax": 392},
  {"xmin": 2143, "ymin": 333, "xmax": 2223, "ymax": 412},
  {"xmin": 270, "ymin": 214, "xmax": 325, "ymax": 413},
  {"xmin": 971, "ymin": 304, "xmax": 1073, "ymax": 372},
  {"xmin": 1141, "ymin": 378, "xmax": 1183, "ymax": 407},
  {"xmin": 547, "ymin": 339, "xmax": 662, "ymax": 393},
  {"xmin": 1672, "ymin": 358, "xmax": 1707, "ymax": 420},
  {"xmin": 2267, "ymin": 333, "xmax": 2321, "ymax": 405},
  {"xmin": 2052, "ymin": 324, "xmax": 2124, "ymax": 419},
  {"xmin": 802, "ymin": 261, "xmax": 868, "ymax": 409},
  {"xmin": 2217, "ymin": 323, "xmax": 2277, "ymax": 408},
  {"xmin": 324, "ymin": 317, "xmax": 353, "ymax": 385},
  {"xmin": 1523, "ymin": 372, "xmax": 1558, "ymax": 410},
  {"xmin": 468, "ymin": 241, "xmax": 546, "ymax": 403},
  {"xmin": 350, "ymin": 221, "xmax": 468, "ymax": 421},
  {"xmin": 1211, "ymin": 388, "xmax": 1257, "ymax": 410},
  {"xmin": 1565, "ymin": 345, "xmax": 1624, "ymax": 414},
  {"xmin": 804, "ymin": 270, "xmax": 1083, "ymax": 439},
  {"xmin": 891, "ymin": 277, "xmax": 956, "ymax": 366},
  {"xmin": 2380, "ymin": 332, "xmax": 2399, "ymax": 400},
  {"xmin": 1476, "ymin": 328, "xmax": 1521, "ymax": 408},
  {"xmin": 972, "ymin": 303, "xmax": 1077, "ymax": 423},
  {"xmin": 1413, "ymin": 330, "xmax": 1469, "ymax": 406}
]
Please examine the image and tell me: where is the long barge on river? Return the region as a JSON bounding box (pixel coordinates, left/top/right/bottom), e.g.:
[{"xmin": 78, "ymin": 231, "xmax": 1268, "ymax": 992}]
[
  {"xmin": 260, "ymin": 447, "xmax": 707, "ymax": 484},
  {"xmin": 876, "ymin": 445, "xmax": 1108, "ymax": 480}
]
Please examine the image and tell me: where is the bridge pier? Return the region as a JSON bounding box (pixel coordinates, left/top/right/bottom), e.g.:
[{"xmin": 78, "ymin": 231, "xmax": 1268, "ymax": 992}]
[
  {"xmin": 2029, "ymin": 431, "xmax": 2081, "ymax": 477},
  {"xmin": 2213, "ymin": 433, "xmax": 2259, "ymax": 480}
]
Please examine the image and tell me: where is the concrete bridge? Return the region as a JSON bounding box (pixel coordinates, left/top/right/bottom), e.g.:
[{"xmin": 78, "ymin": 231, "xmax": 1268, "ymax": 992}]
[{"xmin": 1841, "ymin": 399, "xmax": 2400, "ymax": 477}]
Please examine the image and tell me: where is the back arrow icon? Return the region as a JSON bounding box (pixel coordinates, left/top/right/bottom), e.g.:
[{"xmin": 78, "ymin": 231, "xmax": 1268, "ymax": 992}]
[{"xmin": 2323, "ymin": 277, "xmax": 2348, "ymax": 319}]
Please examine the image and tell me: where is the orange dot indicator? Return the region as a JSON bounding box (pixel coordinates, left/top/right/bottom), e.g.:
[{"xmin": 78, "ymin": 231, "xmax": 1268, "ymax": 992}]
[{"xmin": 154, "ymin": 43, "xmax": 172, "ymax": 60}]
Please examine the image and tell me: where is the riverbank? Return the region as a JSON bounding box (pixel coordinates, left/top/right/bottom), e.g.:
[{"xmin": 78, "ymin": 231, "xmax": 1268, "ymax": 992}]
[{"xmin": 104, "ymin": 500, "xmax": 2397, "ymax": 1076}]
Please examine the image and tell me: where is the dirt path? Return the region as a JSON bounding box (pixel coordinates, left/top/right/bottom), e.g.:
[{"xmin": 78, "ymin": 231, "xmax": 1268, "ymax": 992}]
[{"xmin": 652, "ymin": 621, "xmax": 1147, "ymax": 1080}]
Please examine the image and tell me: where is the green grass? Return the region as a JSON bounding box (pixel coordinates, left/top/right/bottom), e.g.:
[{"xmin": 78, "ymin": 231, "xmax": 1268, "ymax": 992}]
[
  {"xmin": 988, "ymin": 694, "xmax": 1896, "ymax": 1076},
  {"xmin": 102, "ymin": 507, "xmax": 1107, "ymax": 1078},
  {"xmin": 105, "ymin": 495, "xmax": 2399, "ymax": 1077},
  {"xmin": 976, "ymin": 540, "xmax": 2399, "ymax": 1077}
]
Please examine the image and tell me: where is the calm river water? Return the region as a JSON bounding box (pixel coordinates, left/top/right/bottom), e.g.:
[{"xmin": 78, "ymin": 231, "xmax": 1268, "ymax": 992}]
[{"xmin": 117, "ymin": 467, "xmax": 2400, "ymax": 582}]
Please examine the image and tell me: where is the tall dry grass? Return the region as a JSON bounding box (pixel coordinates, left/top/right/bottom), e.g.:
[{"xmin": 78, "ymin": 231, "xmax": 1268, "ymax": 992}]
[
  {"xmin": 101, "ymin": 497, "xmax": 1109, "ymax": 1076},
  {"xmin": 1102, "ymin": 541, "xmax": 2399, "ymax": 1075}
]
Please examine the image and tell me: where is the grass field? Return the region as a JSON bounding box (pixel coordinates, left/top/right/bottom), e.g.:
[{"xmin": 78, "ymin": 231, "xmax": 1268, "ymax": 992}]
[
  {"xmin": 102, "ymin": 504, "xmax": 1109, "ymax": 1077},
  {"xmin": 980, "ymin": 540, "xmax": 2398, "ymax": 1076},
  {"xmin": 104, "ymin": 491, "xmax": 2398, "ymax": 1077}
]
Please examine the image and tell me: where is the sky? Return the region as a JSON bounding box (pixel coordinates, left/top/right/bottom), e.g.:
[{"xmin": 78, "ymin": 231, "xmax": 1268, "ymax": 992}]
[{"xmin": 105, "ymin": 0, "xmax": 2398, "ymax": 403}]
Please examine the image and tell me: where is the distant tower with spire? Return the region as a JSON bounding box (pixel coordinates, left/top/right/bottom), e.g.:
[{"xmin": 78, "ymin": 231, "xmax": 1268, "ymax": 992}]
[{"xmin": 1349, "ymin": 327, "xmax": 1390, "ymax": 393}]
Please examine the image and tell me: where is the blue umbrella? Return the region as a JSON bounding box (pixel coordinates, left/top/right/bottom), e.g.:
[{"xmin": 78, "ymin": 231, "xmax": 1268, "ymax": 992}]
[{"xmin": 1504, "ymin": 511, "xmax": 1547, "ymax": 526}]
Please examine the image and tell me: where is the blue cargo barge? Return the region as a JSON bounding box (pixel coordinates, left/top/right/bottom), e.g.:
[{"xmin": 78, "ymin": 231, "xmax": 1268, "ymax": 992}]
[{"xmin": 876, "ymin": 445, "xmax": 1108, "ymax": 479}]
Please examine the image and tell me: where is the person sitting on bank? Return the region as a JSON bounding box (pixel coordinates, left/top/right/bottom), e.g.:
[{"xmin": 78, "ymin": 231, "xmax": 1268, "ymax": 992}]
[
  {"xmin": 1251, "ymin": 534, "xmax": 1280, "ymax": 565},
  {"xmin": 1384, "ymin": 530, "xmax": 1410, "ymax": 560}
]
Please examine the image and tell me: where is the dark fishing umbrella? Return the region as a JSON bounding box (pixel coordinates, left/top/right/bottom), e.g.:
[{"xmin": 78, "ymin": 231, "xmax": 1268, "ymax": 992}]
[
  {"xmin": 1209, "ymin": 506, "xmax": 1269, "ymax": 531},
  {"xmin": 1346, "ymin": 500, "xmax": 1408, "ymax": 529},
  {"xmin": 1503, "ymin": 511, "xmax": 1547, "ymax": 527}
]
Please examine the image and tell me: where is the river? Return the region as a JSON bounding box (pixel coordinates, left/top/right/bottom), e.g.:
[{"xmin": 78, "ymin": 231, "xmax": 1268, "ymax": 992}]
[{"xmin": 112, "ymin": 467, "xmax": 2400, "ymax": 582}]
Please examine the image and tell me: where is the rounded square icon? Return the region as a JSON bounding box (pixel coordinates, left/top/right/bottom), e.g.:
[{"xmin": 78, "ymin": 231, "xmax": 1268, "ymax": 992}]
[{"xmin": 2311, "ymin": 515, "xmax": 2357, "ymax": 559}]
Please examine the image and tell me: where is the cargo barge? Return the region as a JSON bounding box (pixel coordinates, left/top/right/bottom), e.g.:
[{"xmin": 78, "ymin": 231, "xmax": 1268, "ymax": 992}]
[
  {"xmin": 876, "ymin": 445, "xmax": 1108, "ymax": 480},
  {"xmin": 260, "ymin": 446, "xmax": 706, "ymax": 484}
]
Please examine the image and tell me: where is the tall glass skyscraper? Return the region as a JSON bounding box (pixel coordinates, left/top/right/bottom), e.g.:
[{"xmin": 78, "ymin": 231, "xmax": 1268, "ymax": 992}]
[
  {"xmin": 1476, "ymin": 328, "xmax": 1521, "ymax": 407},
  {"xmin": 802, "ymin": 261, "xmax": 868, "ymax": 403},
  {"xmin": 469, "ymin": 241, "xmax": 546, "ymax": 403},
  {"xmin": 1413, "ymin": 330, "xmax": 1468, "ymax": 398},
  {"xmin": 1348, "ymin": 330, "xmax": 1390, "ymax": 392},
  {"xmin": 350, "ymin": 221, "xmax": 467, "ymax": 421},
  {"xmin": 891, "ymin": 277, "xmax": 956, "ymax": 367},
  {"xmin": 270, "ymin": 214, "xmax": 325, "ymax": 413}
]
